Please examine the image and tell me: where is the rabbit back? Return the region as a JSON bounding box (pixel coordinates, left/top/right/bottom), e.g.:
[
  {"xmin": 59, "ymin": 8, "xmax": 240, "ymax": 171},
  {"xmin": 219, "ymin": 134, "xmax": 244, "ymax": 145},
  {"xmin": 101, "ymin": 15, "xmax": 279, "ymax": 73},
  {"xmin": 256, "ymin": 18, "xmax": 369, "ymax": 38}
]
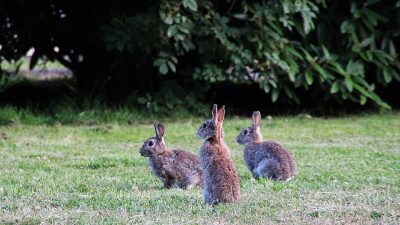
[
  {"xmin": 244, "ymin": 141, "xmax": 296, "ymax": 181},
  {"xmin": 200, "ymin": 142, "xmax": 240, "ymax": 205}
]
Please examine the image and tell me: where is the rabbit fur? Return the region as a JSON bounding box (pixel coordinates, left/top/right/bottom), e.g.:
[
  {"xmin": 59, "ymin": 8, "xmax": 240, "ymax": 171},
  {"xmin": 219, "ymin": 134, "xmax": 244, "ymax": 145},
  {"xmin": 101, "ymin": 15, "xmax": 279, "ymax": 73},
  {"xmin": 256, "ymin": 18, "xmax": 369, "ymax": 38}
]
[
  {"xmin": 140, "ymin": 122, "xmax": 203, "ymax": 189},
  {"xmin": 237, "ymin": 111, "xmax": 296, "ymax": 181},
  {"xmin": 198, "ymin": 104, "xmax": 240, "ymax": 205}
]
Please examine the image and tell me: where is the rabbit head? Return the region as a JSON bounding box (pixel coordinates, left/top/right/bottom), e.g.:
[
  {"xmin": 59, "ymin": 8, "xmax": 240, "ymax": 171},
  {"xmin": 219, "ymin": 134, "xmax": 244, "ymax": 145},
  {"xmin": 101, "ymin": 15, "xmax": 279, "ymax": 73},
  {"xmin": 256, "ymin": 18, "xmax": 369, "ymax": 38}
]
[
  {"xmin": 197, "ymin": 104, "xmax": 225, "ymax": 141},
  {"xmin": 140, "ymin": 122, "xmax": 168, "ymax": 157},
  {"xmin": 237, "ymin": 111, "xmax": 263, "ymax": 145}
]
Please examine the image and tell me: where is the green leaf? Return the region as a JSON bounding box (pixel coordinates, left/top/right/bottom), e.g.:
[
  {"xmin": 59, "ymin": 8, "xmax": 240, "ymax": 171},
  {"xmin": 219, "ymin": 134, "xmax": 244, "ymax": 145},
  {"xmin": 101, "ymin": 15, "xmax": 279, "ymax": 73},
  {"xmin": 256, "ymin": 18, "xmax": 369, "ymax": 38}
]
[
  {"xmin": 305, "ymin": 71, "xmax": 313, "ymax": 85},
  {"xmin": 177, "ymin": 25, "xmax": 190, "ymax": 34},
  {"xmin": 262, "ymin": 83, "xmax": 270, "ymax": 93},
  {"xmin": 153, "ymin": 58, "xmax": 165, "ymax": 67},
  {"xmin": 269, "ymin": 79, "xmax": 277, "ymax": 88},
  {"xmin": 346, "ymin": 60, "xmax": 364, "ymax": 76},
  {"xmin": 364, "ymin": 8, "xmax": 388, "ymax": 24},
  {"xmin": 167, "ymin": 61, "xmax": 176, "ymax": 73},
  {"xmin": 174, "ymin": 34, "xmax": 185, "ymax": 41},
  {"xmin": 383, "ymin": 68, "xmax": 392, "ymax": 83},
  {"xmin": 170, "ymin": 55, "xmax": 178, "ymax": 64},
  {"xmin": 360, "ymin": 36, "xmax": 374, "ymax": 48},
  {"xmin": 287, "ymin": 48, "xmax": 304, "ymax": 60},
  {"xmin": 363, "ymin": 9, "xmax": 378, "ymax": 25},
  {"xmin": 389, "ymin": 40, "xmax": 396, "ymax": 57},
  {"xmin": 340, "ymin": 21, "xmax": 352, "ymax": 33},
  {"xmin": 369, "ymin": 83, "xmax": 376, "ymax": 92},
  {"xmin": 233, "ymin": 14, "xmax": 248, "ymax": 20},
  {"xmin": 330, "ymin": 81, "xmax": 340, "ymax": 93},
  {"xmin": 165, "ymin": 17, "xmax": 173, "ymax": 25},
  {"xmin": 345, "ymin": 77, "xmax": 353, "ymax": 92},
  {"xmin": 360, "ymin": 96, "xmax": 367, "ymax": 105},
  {"xmin": 354, "ymin": 9, "xmax": 361, "ymax": 18},
  {"xmin": 288, "ymin": 72, "xmax": 295, "ymax": 82},
  {"xmin": 353, "ymin": 82, "xmax": 391, "ymax": 109},
  {"xmin": 313, "ymin": 63, "xmax": 329, "ymax": 79},
  {"xmin": 181, "ymin": 40, "xmax": 195, "ymax": 52},
  {"xmin": 159, "ymin": 64, "xmax": 168, "ymax": 75},
  {"xmin": 183, "ymin": 0, "xmax": 198, "ymax": 11},
  {"xmin": 329, "ymin": 61, "xmax": 347, "ymax": 75},
  {"xmin": 167, "ymin": 26, "xmax": 177, "ymax": 38},
  {"xmin": 374, "ymin": 50, "xmax": 393, "ymax": 65},
  {"xmin": 366, "ymin": 51, "xmax": 373, "ymax": 60},
  {"xmin": 322, "ymin": 46, "xmax": 330, "ymax": 60},
  {"xmin": 271, "ymin": 89, "xmax": 279, "ymax": 102},
  {"xmin": 159, "ymin": 51, "xmax": 169, "ymax": 58}
]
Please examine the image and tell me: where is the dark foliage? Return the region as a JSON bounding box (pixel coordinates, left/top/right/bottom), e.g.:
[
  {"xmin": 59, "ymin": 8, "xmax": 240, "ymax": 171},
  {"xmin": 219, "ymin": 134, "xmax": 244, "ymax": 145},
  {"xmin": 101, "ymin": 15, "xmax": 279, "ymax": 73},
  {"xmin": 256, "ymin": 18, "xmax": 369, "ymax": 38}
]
[{"xmin": 1, "ymin": 0, "xmax": 399, "ymax": 110}]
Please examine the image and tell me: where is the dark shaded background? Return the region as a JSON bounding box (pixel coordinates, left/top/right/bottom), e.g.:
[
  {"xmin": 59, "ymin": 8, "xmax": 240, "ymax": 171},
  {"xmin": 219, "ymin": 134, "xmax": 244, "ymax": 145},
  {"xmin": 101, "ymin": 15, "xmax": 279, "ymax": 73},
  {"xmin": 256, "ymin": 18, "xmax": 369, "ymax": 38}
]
[{"xmin": 1, "ymin": 0, "xmax": 399, "ymax": 115}]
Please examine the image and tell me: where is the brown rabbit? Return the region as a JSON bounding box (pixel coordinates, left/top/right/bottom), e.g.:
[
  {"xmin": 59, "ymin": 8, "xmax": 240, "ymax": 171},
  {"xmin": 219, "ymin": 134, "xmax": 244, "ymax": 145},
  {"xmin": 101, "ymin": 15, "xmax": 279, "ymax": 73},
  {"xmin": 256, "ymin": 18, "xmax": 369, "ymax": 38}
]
[
  {"xmin": 140, "ymin": 122, "xmax": 203, "ymax": 189},
  {"xmin": 236, "ymin": 111, "xmax": 296, "ymax": 181},
  {"xmin": 197, "ymin": 104, "xmax": 240, "ymax": 205}
]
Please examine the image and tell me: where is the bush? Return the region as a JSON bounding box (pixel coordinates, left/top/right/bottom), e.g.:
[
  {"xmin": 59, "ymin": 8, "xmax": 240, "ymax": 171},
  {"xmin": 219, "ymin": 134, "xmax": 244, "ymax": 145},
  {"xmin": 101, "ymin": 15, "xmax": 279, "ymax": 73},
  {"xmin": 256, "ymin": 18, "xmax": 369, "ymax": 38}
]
[
  {"xmin": 1, "ymin": 0, "xmax": 399, "ymax": 109},
  {"xmin": 148, "ymin": 0, "xmax": 399, "ymax": 108}
]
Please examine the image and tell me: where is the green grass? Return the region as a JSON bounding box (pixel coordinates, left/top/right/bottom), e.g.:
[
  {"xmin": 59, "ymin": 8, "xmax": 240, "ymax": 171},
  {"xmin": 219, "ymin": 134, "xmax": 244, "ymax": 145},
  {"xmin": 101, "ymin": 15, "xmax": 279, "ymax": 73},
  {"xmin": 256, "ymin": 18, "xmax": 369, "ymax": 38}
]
[
  {"xmin": 0, "ymin": 105, "xmax": 206, "ymax": 126},
  {"xmin": 0, "ymin": 109, "xmax": 399, "ymax": 224}
]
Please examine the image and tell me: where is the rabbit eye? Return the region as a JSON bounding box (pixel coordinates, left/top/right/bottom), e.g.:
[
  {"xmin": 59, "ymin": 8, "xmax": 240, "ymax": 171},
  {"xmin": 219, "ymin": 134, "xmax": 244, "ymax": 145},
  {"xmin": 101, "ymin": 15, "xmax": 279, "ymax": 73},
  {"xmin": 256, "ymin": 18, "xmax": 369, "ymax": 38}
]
[
  {"xmin": 243, "ymin": 130, "xmax": 248, "ymax": 135},
  {"xmin": 148, "ymin": 140, "xmax": 154, "ymax": 146},
  {"xmin": 202, "ymin": 123, "xmax": 207, "ymax": 129}
]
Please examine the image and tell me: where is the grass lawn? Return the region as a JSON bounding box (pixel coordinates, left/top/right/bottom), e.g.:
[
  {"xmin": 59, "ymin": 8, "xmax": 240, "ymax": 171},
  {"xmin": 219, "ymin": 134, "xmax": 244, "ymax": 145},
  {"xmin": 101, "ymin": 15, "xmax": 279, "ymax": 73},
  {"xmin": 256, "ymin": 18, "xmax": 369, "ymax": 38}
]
[{"xmin": 0, "ymin": 110, "xmax": 399, "ymax": 224}]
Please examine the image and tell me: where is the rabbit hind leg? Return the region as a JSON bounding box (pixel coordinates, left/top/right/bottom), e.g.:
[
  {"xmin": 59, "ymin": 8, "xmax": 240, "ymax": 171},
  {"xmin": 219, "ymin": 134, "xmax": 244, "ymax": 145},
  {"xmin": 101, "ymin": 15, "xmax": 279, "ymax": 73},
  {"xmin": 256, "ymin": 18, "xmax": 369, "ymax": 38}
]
[{"xmin": 255, "ymin": 158, "xmax": 279, "ymax": 180}]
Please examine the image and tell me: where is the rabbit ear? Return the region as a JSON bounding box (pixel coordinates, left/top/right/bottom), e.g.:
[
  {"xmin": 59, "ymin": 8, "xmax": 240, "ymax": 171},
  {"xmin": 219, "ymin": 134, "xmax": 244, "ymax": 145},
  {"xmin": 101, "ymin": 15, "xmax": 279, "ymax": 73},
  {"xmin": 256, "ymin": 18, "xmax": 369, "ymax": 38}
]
[
  {"xmin": 252, "ymin": 111, "xmax": 261, "ymax": 128},
  {"xmin": 154, "ymin": 122, "xmax": 165, "ymax": 140},
  {"xmin": 217, "ymin": 105, "xmax": 225, "ymax": 124},
  {"xmin": 211, "ymin": 104, "xmax": 218, "ymax": 124}
]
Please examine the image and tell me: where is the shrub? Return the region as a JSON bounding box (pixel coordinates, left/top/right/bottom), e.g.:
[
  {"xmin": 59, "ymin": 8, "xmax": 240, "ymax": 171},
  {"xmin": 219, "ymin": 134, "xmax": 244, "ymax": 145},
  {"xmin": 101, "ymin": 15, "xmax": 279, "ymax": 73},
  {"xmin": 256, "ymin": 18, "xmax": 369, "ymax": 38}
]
[{"xmin": 1, "ymin": 0, "xmax": 399, "ymax": 109}]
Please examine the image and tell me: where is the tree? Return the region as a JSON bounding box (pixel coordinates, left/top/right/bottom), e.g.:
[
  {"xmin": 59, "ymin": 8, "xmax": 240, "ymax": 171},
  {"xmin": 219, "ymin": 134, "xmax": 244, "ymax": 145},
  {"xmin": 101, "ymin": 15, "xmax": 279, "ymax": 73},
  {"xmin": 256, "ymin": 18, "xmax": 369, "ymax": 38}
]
[{"xmin": 1, "ymin": 0, "xmax": 399, "ymax": 108}]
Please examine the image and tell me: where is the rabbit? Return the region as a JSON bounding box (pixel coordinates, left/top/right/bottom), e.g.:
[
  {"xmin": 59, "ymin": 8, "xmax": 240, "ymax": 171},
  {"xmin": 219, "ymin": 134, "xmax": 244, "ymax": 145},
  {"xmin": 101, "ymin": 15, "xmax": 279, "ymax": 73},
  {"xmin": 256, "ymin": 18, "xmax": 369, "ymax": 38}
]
[
  {"xmin": 140, "ymin": 122, "xmax": 203, "ymax": 189},
  {"xmin": 236, "ymin": 111, "xmax": 296, "ymax": 181},
  {"xmin": 197, "ymin": 104, "xmax": 240, "ymax": 205}
]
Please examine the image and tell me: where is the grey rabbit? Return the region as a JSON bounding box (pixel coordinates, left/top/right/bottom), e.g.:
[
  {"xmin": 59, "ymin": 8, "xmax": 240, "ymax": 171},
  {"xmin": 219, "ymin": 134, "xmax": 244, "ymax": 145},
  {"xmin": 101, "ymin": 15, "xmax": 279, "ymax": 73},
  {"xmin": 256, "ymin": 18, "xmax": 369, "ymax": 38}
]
[
  {"xmin": 237, "ymin": 111, "xmax": 296, "ymax": 181},
  {"xmin": 197, "ymin": 104, "xmax": 240, "ymax": 205},
  {"xmin": 140, "ymin": 122, "xmax": 203, "ymax": 189}
]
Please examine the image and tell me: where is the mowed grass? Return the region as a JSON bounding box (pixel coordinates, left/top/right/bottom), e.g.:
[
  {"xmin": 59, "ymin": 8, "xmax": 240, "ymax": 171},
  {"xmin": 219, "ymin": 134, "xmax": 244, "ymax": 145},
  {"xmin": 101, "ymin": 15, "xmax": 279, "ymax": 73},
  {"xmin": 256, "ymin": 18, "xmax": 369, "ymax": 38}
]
[{"xmin": 0, "ymin": 110, "xmax": 399, "ymax": 224}]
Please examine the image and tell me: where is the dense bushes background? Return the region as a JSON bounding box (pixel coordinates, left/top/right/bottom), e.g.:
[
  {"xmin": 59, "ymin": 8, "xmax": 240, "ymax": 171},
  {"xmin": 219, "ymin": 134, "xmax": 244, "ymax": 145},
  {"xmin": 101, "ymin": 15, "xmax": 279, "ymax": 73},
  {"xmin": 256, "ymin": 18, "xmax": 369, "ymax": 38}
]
[{"xmin": 1, "ymin": 0, "xmax": 399, "ymax": 111}]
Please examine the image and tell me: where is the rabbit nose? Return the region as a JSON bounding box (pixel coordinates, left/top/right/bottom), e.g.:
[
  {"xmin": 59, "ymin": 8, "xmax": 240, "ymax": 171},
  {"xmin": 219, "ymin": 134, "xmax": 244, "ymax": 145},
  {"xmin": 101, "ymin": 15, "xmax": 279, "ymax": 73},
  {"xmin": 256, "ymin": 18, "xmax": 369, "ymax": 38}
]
[
  {"xmin": 236, "ymin": 135, "xmax": 242, "ymax": 143},
  {"xmin": 139, "ymin": 148, "xmax": 146, "ymax": 156}
]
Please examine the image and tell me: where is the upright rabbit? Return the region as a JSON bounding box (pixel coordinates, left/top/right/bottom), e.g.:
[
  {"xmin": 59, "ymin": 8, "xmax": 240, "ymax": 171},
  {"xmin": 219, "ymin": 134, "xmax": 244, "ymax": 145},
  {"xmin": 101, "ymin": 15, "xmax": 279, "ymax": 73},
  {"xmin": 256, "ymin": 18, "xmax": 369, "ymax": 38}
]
[
  {"xmin": 140, "ymin": 122, "xmax": 203, "ymax": 189},
  {"xmin": 198, "ymin": 104, "xmax": 240, "ymax": 205},
  {"xmin": 237, "ymin": 111, "xmax": 296, "ymax": 181}
]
